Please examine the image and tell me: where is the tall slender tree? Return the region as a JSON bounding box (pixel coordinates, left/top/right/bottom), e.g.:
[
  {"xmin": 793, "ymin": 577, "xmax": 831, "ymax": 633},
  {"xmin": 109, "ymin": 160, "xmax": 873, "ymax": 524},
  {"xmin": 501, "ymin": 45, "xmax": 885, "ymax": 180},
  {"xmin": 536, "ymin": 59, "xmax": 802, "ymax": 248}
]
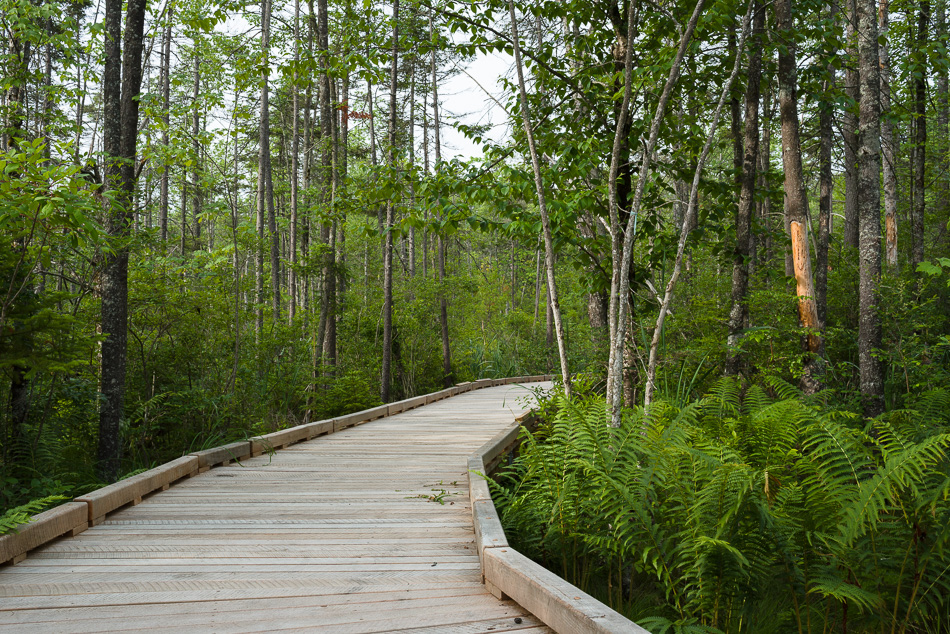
[
  {"xmin": 726, "ymin": 2, "xmax": 765, "ymax": 376},
  {"xmin": 430, "ymin": 13, "xmax": 452, "ymax": 388},
  {"xmin": 98, "ymin": 0, "xmax": 148, "ymax": 481},
  {"xmin": 775, "ymin": 0, "xmax": 823, "ymax": 393},
  {"xmin": 508, "ymin": 0, "xmax": 571, "ymax": 397},
  {"xmin": 381, "ymin": 0, "xmax": 399, "ymax": 402},
  {"xmin": 880, "ymin": 0, "xmax": 898, "ymax": 268},
  {"xmin": 912, "ymin": 1, "xmax": 930, "ymax": 269},
  {"xmin": 857, "ymin": 0, "xmax": 884, "ymax": 416}
]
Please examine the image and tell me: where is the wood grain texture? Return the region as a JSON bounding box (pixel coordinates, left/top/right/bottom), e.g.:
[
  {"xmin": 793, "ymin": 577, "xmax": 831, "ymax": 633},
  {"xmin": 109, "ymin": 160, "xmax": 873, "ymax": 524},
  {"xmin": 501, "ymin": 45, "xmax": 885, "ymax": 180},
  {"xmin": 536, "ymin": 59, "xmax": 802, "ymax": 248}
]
[
  {"xmin": 0, "ymin": 503, "xmax": 88, "ymax": 565},
  {"xmin": 483, "ymin": 548, "xmax": 648, "ymax": 634},
  {"xmin": 0, "ymin": 383, "xmax": 554, "ymax": 633},
  {"xmin": 74, "ymin": 456, "xmax": 200, "ymax": 523}
]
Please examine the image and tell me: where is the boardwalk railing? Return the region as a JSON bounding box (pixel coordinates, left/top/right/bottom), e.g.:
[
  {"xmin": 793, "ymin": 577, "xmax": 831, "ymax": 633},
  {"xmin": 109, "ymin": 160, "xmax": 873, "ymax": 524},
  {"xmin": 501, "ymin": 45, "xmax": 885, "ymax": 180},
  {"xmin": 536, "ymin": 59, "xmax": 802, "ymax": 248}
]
[
  {"xmin": 468, "ymin": 414, "xmax": 650, "ymax": 634},
  {"xmin": 0, "ymin": 375, "xmax": 551, "ymax": 566}
]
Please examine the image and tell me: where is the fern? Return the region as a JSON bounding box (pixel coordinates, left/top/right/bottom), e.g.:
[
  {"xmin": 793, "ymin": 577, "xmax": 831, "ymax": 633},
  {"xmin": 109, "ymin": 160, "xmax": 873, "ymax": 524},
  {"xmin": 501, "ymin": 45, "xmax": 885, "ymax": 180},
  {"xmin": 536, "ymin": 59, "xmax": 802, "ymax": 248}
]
[
  {"xmin": 0, "ymin": 495, "xmax": 68, "ymax": 535},
  {"xmin": 494, "ymin": 379, "xmax": 950, "ymax": 632}
]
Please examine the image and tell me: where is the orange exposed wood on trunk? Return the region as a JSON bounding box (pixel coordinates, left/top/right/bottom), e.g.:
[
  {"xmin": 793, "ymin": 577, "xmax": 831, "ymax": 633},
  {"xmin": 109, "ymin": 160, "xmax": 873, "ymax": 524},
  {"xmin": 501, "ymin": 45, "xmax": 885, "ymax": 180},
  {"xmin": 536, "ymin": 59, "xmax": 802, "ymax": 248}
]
[
  {"xmin": 790, "ymin": 221, "xmax": 821, "ymax": 352},
  {"xmin": 885, "ymin": 211, "xmax": 898, "ymax": 267}
]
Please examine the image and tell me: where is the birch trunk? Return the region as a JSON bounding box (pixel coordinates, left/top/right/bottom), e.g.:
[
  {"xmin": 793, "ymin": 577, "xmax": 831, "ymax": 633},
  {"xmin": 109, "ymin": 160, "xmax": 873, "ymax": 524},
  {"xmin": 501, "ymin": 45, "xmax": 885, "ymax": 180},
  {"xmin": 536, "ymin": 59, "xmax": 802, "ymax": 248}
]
[
  {"xmin": 607, "ymin": 0, "xmax": 707, "ymax": 422},
  {"xmin": 508, "ymin": 0, "xmax": 571, "ymax": 397},
  {"xmin": 644, "ymin": 1, "xmax": 754, "ymax": 406}
]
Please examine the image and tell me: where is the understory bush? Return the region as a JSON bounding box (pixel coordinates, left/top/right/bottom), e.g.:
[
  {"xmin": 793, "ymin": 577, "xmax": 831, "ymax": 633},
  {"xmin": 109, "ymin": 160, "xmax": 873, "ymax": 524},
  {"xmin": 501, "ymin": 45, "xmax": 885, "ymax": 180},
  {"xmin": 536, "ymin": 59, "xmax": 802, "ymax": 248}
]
[{"xmin": 493, "ymin": 379, "xmax": 950, "ymax": 633}]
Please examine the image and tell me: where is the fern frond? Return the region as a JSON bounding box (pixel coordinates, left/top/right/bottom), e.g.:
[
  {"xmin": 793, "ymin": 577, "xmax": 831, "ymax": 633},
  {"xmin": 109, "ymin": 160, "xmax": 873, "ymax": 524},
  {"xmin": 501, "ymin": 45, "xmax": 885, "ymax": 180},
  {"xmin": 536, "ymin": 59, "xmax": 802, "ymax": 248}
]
[
  {"xmin": 808, "ymin": 575, "xmax": 883, "ymax": 612},
  {"xmin": 841, "ymin": 434, "xmax": 950, "ymax": 544}
]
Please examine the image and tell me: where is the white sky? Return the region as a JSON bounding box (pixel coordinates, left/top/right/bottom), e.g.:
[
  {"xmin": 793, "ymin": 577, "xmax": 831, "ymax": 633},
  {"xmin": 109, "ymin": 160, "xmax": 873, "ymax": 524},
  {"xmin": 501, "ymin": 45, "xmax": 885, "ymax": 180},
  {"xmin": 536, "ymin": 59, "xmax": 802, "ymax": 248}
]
[{"xmin": 440, "ymin": 50, "xmax": 514, "ymax": 161}]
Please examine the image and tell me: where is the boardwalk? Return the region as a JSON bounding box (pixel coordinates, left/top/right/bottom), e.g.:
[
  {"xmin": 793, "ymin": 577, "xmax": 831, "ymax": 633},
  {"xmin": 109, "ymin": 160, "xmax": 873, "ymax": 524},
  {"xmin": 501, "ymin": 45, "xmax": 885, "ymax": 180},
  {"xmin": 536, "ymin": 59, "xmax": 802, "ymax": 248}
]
[{"xmin": 0, "ymin": 383, "xmax": 553, "ymax": 633}]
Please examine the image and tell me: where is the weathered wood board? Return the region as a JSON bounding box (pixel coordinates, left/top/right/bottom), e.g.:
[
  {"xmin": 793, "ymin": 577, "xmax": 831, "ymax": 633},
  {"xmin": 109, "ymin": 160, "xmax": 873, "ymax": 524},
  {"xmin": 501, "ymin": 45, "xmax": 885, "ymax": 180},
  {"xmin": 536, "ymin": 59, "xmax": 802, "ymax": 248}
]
[{"xmin": 0, "ymin": 383, "xmax": 553, "ymax": 633}]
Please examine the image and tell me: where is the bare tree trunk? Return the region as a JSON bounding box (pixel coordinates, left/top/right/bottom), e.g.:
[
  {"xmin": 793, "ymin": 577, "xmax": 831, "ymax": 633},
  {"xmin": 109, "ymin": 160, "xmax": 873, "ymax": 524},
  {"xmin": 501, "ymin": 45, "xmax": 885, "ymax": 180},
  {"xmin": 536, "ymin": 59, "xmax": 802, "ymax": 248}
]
[
  {"xmin": 880, "ymin": 0, "xmax": 898, "ymax": 269},
  {"xmin": 757, "ymin": 82, "xmax": 773, "ymax": 267},
  {"xmin": 644, "ymin": 1, "xmax": 754, "ymax": 406},
  {"xmin": 408, "ymin": 51, "xmax": 417, "ymax": 278},
  {"xmin": 256, "ymin": 0, "xmax": 274, "ymax": 337},
  {"xmin": 726, "ymin": 2, "xmax": 765, "ymax": 376},
  {"xmin": 843, "ymin": 0, "xmax": 861, "ymax": 250},
  {"xmin": 858, "ymin": 0, "xmax": 885, "ymax": 417},
  {"xmin": 338, "ymin": 73, "xmax": 348, "ymax": 300},
  {"xmin": 263, "ymin": 0, "xmax": 279, "ymax": 322},
  {"xmin": 381, "ymin": 0, "xmax": 399, "ymax": 402},
  {"xmin": 508, "ymin": 0, "xmax": 571, "ymax": 397},
  {"xmin": 431, "ymin": 13, "xmax": 452, "ymax": 388},
  {"xmin": 98, "ymin": 0, "xmax": 147, "ymax": 482},
  {"xmin": 607, "ymin": 0, "xmax": 707, "ymax": 421},
  {"xmin": 776, "ymin": 0, "xmax": 823, "ymax": 394},
  {"xmin": 180, "ymin": 160, "xmax": 188, "ymax": 256},
  {"xmin": 192, "ymin": 47, "xmax": 201, "ymax": 248},
  {"xmin": 315, "ymin": 0, "xmax": 336, "ymax": 370},
  {"xmin": 912, "ymin": 1, "xmax": 929, "ymax": 270},
  {"xmin": 159, "ymin": 7, "xmax": 172, "ymax": 245},
  {"xmin": 289, "ymin": 0, "xmax": 300, "ymax": 322},
  {"xmin": 302, "ymin": 17, "xmax": 313, "ymax": 319},
  {"xmin": 816, "ymin": 5, "xmax": 835, "ymax": 330},
  {"xmin": 938, "ymin": 0, "xmax": 949, "ymax": 242}
]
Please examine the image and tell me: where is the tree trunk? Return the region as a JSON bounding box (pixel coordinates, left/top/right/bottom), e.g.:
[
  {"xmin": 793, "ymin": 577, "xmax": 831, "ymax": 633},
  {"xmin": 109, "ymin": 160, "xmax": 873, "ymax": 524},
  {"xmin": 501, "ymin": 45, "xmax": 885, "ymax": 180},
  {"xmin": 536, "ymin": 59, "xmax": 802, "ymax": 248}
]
[
  {"xmin": 857, "ymin": 0, "xmax": 885, "ymax": 417},
  {"xmin": 757, "ymin": 82, "xmax": 773, "ymax": 267},
  {"xmin": 408, "ymin": 49, "xmax": 417, "ymax": 278},
  {"xmin": 912, "ymin": 1, "xmax": 929, "ymax": 270},
  {"xmin": 314, "ymin": 0, "xmax": 336, "ymax": 371},
  {"xmin": 159, "ymin": 8, "xmax": 172, "ymax": 245},
  {"xmin": 880, "ymin": 0, "xmax": 898, "ymax": 269},
  {"xmin": 192, "ymin": 47, "xmax": 201, "ymax": 248},
  {"xmin": 607, "ymin": 0, "xmax": 707, "ymax": 420},
  {"xmin": 98, "ymin": 0, "xmax": 147, "ymax": 482},
  {"xmin": 843, "ymin": 0, "xmax": 861, "ymax": 250},
  {"xmin": 508, "ymin": 0, "xmax": 572, "ymax": 397},
  {"xmin": 938, "ymin": 0, "xmax": 949, "ymax": 242},
  {"xmin": 816, "ymin": 8, "xmax": 835, "ymax": 331},
  {"xmin": 725, "ymin": 2, "xmax": 764, "ymax": 376},
  {"xmin": 289, "ymin": 0, "xmax": 300, "ymax": 322},
  {"xmin": 256, "ymin": 0, "xmax": 274, "ymax": 338},
  {"xmin": 937, "ymin": 0, "xmax": 949, "ymax": 244},
  {"xmin": 431, "ymin": 13, "xmax": 453, "ymax": 388},
  {"xmin": 381, "ymin": 0, "xmax": 399, "ymax": 402},
  {"xmin": 644, "ymin": 1, "xmax": 754, "ymax": 406},
  {"xmin": 776, "ymin": 0, "xmax": 823, "ymax": 394}
]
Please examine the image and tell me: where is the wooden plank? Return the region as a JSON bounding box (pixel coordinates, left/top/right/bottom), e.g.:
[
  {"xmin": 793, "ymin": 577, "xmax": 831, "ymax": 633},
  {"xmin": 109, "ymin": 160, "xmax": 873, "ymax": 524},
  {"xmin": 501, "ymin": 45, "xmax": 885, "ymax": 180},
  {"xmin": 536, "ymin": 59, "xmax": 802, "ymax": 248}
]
[
  {"xmin": 189, "ymin": 441, "xmax": 251, "ymax": 469},
  {"xmin": 250, "ymin": 424, "xmax": 312, "ymax": 455},
  {"xmin": 472, "ymin": 500, "xmax": 508, "ymax": 570},
  {"xmin": 388, "ymin": 395, "xmax": 427, "ymax": 416},
  {"xmin": 475, "ymin": 423, "xmax": 522, "ymax": 474},
  {"xmin": 483, "ymin": 548, "xmax": 646, "ymax": 634},
  {"xmin": 301, "ymin": 419, "xmax": 334, "ymax": 438},
  {"xmin": 0, "ymin": 382, "xmax": 562, "ymax": 632},
  {"xmin": 468, "ymin": 457, "xmax": 492, "ymax": 504},
  {"xmin": 74, "ymin": 456, "xmax": 199, "ymax": 524},
  {"xmin": 0, "ymin": 503, "xmax": 88, "ymax": 566}
]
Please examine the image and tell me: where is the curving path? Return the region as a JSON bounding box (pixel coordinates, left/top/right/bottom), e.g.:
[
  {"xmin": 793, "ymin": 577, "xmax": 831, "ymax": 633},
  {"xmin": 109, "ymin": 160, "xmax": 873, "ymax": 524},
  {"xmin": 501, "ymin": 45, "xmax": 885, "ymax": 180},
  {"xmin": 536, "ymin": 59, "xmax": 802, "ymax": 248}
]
[{"xmin": 0, "ymin": 383, "xmax": 553, "ymax": 633}]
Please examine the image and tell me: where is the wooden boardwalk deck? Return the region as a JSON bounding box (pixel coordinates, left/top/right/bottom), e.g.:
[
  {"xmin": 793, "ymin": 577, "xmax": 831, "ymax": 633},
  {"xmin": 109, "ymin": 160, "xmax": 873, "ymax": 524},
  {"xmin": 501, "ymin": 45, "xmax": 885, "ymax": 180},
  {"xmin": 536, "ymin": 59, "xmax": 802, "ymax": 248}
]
[{"xmin": 0, "ymin": 383, "xmax": 553, "ymax": 633}]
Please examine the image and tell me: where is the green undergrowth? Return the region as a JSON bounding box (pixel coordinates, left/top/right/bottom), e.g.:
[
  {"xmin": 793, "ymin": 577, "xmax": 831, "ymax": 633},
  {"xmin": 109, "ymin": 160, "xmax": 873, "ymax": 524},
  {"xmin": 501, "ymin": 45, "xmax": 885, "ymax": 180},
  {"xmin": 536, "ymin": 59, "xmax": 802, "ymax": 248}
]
[{"xmin": 491, "ymin": 379, "xmax": 950, "ymax": 634}]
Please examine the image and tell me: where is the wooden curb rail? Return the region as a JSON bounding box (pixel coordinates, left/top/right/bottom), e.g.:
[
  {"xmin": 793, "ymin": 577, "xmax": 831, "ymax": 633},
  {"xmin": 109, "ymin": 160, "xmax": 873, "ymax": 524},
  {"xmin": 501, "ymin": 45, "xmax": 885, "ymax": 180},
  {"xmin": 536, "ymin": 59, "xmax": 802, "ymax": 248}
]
[
  {"xmin": 468, "ymin": 414, "xmax": 651, "ymax": 634},
  {"xmin": 0, "ymin": 374, "xmax": 552, "ymax": 567}
]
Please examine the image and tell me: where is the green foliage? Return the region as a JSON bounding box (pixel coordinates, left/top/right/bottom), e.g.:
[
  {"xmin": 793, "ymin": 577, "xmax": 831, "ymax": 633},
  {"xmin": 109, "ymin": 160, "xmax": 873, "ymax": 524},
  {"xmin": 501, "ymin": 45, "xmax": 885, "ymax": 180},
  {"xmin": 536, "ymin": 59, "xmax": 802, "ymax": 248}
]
[
  {"xmin": 0, "ymin": 494, "xmax": 68, "ymax": 535},
  {"xmin": 494, "ymin": 380, "xmax": 950, "ymax": 632}
]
